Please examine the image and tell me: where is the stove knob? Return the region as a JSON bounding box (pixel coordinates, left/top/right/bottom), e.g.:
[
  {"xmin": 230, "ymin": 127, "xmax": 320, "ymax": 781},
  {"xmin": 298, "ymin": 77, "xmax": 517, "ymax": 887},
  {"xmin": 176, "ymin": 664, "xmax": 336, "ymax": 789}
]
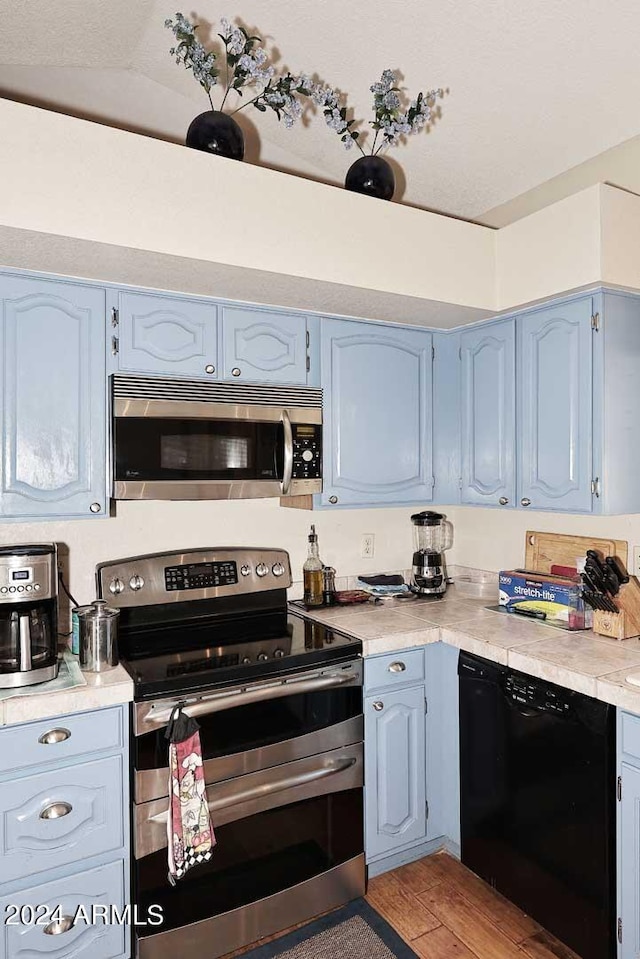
[
  {"xmin": 256, "ymin": 563, "xmax": 269, "ymax": 578},
  {"xmin": 129, "ymin": 574, "xmax": 145, "ymax": 591},
  {"xmin": 274, "ymin": 648, "xmax": 285, "ymax": 658},
  {"xmin": 257, "ymin": 652, "xmax": 268, "ymax": 662},
  {"xmin": 109, "ymin": 578, "xmax": 125, "ymax": 595},
  {"xmin": 272, "ymin": 563, "xmax": 285, "ymax": 577},
  {"xmin": 240, "ymin": 565, "xmax": 251, "ymax": 577},
  {"xmin": 242, "ymin": 656, "xmax": 252, "ymax": 665}
]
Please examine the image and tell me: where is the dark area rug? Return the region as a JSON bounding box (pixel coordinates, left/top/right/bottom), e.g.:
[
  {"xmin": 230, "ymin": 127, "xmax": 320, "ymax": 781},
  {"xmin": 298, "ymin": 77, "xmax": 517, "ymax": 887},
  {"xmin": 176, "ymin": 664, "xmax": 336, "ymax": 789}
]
[{"xmin": 239, "ymin": 899, "xmax": 418, "ymax": 958}]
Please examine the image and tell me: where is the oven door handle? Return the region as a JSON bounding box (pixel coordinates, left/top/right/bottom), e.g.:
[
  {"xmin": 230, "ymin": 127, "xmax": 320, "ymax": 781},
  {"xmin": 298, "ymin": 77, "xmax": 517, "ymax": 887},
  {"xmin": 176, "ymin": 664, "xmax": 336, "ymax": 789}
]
[
  {"xmin": 141, "ymin": 670, "xmax": 359, "ymax": 729},
  {"xmin": 148, "ymin": 755, "xmax": 356, "ymax": 826},
  {"xmin": 280, "ymin": 409, "xmax": 293, "ymax": 495}
]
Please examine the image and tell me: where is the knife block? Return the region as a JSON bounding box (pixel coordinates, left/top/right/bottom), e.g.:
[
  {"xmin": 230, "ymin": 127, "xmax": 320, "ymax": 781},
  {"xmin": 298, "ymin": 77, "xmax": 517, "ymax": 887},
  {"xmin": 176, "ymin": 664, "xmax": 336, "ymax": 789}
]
[{"xmin": 593, "ymin": 576, "xmax": 640, "ymax": 640}]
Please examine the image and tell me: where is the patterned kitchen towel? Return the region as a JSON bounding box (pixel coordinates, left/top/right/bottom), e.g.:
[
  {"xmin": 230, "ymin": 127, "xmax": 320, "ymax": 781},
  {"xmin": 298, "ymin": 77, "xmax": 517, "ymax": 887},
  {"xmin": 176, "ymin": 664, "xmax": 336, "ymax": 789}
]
[{"xmin": 165, "ymin": 704, "xmax": 216, "ymax": 883}]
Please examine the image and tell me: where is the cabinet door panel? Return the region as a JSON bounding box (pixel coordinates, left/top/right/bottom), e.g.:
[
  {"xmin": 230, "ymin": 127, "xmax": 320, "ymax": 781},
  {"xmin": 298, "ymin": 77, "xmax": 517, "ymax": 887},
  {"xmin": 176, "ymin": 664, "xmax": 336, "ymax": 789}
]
[
  {"xmin": 0, "ymin": 860, "xmax": 126, "ymax": 959},
  {"xmin": 620, "ymin": 761, "xmax": 640, "ymax": 959},
  {"xmin": 221, "ymin": 306, "xmax": 308, "ymax": 384},
  {"xmin": 0, "ymin": 275, "xmax": 106, "ymax": 518},
  {"xmin": 118, "ymin": 291, "xmax": 218, "ymax": 378},
  {"xmin": 460, "ymin": 320, "xmax": 515, "ymax": 506},
  {"xmin": 518, "ymin": 298, "xmax": 593, "ymax": 512},
  {"xmin": 322, "ymin": 321, "xmax": 433, "ymax": 506},
  {"xmin": 365, "ymin": 685, "xmax": 426, "ymax": 860}
]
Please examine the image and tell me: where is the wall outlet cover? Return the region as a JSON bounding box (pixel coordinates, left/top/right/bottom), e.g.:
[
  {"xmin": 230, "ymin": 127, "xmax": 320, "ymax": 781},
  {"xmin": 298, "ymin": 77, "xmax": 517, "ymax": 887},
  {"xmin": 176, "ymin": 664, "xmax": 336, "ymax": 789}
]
[{"xmin": 361, "ymin": 534, "xmax": 375, "ymax": 558}]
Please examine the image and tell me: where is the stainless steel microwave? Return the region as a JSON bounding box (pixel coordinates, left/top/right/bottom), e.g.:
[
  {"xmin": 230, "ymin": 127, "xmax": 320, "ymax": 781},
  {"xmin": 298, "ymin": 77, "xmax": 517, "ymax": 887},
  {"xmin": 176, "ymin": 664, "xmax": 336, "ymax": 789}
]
[{"xmin": 111, "ymin": 375, "xmax": 322, "ymax": 501}]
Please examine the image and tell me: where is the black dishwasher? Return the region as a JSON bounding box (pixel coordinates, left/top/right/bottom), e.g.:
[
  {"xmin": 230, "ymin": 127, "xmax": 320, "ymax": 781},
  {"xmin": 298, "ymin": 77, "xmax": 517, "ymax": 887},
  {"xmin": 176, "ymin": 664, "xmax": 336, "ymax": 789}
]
[{"xmin": 458, "ymin": 651, "xmax": 615, "ymax": 959}]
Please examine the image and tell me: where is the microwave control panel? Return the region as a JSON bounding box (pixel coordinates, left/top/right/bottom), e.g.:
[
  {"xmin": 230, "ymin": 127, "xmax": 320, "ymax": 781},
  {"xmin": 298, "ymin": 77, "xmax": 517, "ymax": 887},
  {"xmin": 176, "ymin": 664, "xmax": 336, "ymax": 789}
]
[
  {"xmin": 165, "ymin": 561, "xmax": 238, "ymax": 592},
  {"xmin": 292, "ymin": 424, "xmax": 322, "ymax": 480}
]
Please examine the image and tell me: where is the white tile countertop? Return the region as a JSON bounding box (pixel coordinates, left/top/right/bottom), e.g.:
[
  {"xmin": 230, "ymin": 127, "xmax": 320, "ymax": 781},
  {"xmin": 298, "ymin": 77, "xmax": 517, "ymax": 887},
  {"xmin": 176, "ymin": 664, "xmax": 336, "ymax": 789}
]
[
  {"xmin": 0, "ymin": 661, "xmax": 134, "ymax": 727},
  {"xmin": 292, "ymin": 584, "xmax": 640, "ymax": 712}
]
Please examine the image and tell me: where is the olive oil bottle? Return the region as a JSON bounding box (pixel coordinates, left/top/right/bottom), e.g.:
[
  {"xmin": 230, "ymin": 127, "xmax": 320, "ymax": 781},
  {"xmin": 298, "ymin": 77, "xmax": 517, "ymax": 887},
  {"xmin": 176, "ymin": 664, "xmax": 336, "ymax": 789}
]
[{"xmin": 303, "ymin": 525, "xmax": 324, "ymax": 607}]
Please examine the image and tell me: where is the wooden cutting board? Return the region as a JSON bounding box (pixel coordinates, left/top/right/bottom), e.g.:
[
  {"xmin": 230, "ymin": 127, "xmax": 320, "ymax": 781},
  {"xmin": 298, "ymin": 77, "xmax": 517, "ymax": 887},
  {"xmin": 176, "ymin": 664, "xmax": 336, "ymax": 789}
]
[{"xmin": 524, "ymin": 531, "xmax": 628, "ymax": 573}]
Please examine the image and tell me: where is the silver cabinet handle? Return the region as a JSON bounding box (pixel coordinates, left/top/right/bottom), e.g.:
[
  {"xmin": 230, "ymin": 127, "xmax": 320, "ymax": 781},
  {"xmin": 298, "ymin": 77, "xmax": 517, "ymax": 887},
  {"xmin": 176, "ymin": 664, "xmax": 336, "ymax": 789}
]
[
  {"xmin": 44, "ymin": 916, "xmax": 75, "ymax": 936},
  {"xmin": 89, "ymin": 502, "xmax": 101, "ymax": 513},
  {"xmin": 499, "ymin": 496, "xmax": 509, "ymax": 506},
  {"xmin": 149, "ymin": 756, "xmax": 356, "ymax": 825},
  {"xmin": 205, "ymin": 364, "xmax": 215, "ymax": 374},
  {"xmin": 40, "ymin": 801, "xmax": 73, "ymax": 820},
  {"xmin": 388, "ymin": 661, "xmax": 406, "ymax": 673},
  {"xmin": 232, "ymin": 367, "xmax": 241, "ymax": 377},
  {"xmin": 329, "ymin": 495, "xmax": 338, "ymax": 504},
  {"xmin": 280, "ymin": 410, "xmax": 293, "ymax": 496},
  {"xmin": 38, "ymin": 727, "xmax": 71, "ymax": 745},
  {"xmin": 373, "ymin": 701, "xmax": 384, "ymax": 711},
  {"xmin": 521, "ymin": 497, "xmax": 531, "ymax": 507}
]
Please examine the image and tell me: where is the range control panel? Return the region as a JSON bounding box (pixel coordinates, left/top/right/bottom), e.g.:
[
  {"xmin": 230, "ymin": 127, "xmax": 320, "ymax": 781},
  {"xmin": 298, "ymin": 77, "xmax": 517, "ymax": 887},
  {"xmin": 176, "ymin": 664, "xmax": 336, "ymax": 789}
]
[
  {"xmin": 165, "ymin": 561, "xmax": 238, "ymax": 592},
  {"xmin": 292, "ymin": 424, "xmax": 322, "ymax": 480}
]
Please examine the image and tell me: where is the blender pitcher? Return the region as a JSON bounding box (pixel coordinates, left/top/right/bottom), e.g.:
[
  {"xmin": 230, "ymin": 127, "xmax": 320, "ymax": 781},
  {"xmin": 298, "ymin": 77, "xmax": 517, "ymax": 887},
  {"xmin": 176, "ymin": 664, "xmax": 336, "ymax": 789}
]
[{"xmin": 410, "ymin": 511, "xmax": 453, "ymax": 596}]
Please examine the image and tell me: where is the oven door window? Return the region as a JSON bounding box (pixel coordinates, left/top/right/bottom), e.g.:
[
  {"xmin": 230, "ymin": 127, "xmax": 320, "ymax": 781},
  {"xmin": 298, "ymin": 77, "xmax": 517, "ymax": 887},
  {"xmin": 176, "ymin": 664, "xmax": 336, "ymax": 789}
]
[
  {"xmin": 136, "ymin": 683, "xmax": 362, "ymax": 773},
  {"xmin": 136, "ymin": 788, "xmax": 362, "ymax": 934},
  {"xmin": 115, "ymin": 417, "xmax": 284, "ymax": 482}
]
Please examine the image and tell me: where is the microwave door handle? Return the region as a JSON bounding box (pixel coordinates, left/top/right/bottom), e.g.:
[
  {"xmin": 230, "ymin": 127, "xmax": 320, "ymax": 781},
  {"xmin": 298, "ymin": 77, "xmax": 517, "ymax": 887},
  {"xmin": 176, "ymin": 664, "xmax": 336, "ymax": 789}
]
[
  {"xmin": 19, "ymin": 614, "xmax": 32, "ymax": 672},
  {"xmin": 280, "ymin": 409, "xmax": 293, "ymax": 495}
]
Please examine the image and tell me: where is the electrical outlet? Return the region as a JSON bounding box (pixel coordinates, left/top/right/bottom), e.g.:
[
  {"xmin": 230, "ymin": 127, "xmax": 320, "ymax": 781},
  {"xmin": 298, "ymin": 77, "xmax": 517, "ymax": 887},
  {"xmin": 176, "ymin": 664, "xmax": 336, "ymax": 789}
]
[
  {"xmin": 361, "ymin": 534, "xmax": 375, "ymax": 559},
  {"xmin": 634, "ymin": 546, "xmax": 640, "ymax": 577}
]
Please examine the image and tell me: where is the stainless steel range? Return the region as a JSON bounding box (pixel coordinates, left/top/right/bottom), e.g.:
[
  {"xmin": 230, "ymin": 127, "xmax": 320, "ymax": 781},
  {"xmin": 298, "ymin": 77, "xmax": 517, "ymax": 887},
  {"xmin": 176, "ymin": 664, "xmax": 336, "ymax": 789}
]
[{"xmin": 96, "ymin": 548, "xmax": 364, "ymax": 959}]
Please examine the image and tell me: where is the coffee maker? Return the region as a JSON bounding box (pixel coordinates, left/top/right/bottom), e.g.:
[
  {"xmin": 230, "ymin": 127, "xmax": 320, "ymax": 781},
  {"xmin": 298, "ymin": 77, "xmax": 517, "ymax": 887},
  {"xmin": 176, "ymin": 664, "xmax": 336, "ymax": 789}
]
[
  {"xmin": 0, "ymin": 545, "xmax": 59, "ymax": 688},
  {"xmin": 410, "ymin": 511, "xmax": 453, "ymax": 597}
]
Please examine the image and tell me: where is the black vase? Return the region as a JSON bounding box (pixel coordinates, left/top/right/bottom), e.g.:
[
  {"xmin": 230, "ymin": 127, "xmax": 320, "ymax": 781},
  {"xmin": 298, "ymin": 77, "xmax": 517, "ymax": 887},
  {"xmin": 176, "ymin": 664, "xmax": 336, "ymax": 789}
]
[
  {"xmin": 186, "ymin": 110, "xmax": 245, "ymax": 161},
  {"xmin": 345, "ymin": 155, "xmax": 395, "ymax": 200}
]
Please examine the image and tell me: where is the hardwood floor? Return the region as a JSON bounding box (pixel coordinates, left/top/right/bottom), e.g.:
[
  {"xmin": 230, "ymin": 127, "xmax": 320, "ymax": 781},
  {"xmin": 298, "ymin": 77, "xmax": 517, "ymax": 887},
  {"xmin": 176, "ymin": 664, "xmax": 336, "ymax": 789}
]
[{"xmin": 221, "ymin": 850, "xmax": 580, "ymax": 959}]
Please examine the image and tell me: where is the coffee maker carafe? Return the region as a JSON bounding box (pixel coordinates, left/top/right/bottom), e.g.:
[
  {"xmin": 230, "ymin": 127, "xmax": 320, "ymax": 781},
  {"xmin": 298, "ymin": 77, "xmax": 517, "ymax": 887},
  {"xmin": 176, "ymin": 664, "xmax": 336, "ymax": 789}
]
[
  {"xmin": 0, "ymin": 545, "xmax": 59, "ymax": 688},
  {"xmin": 410, "ymin": 511, "xmax": 453, "ymax": 597}
]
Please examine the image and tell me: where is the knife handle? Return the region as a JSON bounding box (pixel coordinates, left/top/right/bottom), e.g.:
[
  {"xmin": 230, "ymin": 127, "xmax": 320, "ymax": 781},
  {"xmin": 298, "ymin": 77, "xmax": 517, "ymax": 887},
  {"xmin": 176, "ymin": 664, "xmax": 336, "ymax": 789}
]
[{"xmin": 605, "ymin": 555, "xmax": 630, "ymax": 584}]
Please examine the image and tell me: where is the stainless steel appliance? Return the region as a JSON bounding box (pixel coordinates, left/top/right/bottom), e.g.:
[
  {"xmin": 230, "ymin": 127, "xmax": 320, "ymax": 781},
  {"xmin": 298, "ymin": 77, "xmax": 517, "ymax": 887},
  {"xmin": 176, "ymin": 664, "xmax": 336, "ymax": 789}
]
[
  {"xmin": 0, "ymin": 544, "xmax": 58, "ymax": 688},
  {"xmin": 96, "ymin": 547, "xmax": 364, "ymax": 959},
  {"xmin": 410, "ymin": 510, "xmax": 452, "ymax": 596},
  {"xmin": 112, "ymin": 375, "xmax": 323, "ymax": 501},
  {"xmin": 75, "ymin": 600, "xmax": 120, "ymax": 672},
  {"xmin": 459, "ymin": 651, "xmax": 615, "ymax": 959}
]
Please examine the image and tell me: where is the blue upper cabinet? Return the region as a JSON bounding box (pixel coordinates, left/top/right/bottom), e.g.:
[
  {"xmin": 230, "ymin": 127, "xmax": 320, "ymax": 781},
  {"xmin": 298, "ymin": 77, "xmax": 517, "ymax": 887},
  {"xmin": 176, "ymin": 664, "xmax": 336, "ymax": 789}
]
[
  {"xmin": 460, "ymin": 319, "xmax": 516, "ymax": 507},
  {"xmin": 117, "ymin": 291, "xmax": 218, "ymax": 379},
  {"xmin": 220, "ymin": 306, "xmax": 309, "ymax": 384},
  {"xmin": 0, "ymin": 274, "xmax": 107, "ymax": 519},
  {"xmin": 321, "ymin": 319, "xmax": 433, "ymax": 507},
  {"xmin": 518, "ymin": 296, "xmax": 594, "ymax": 513}
]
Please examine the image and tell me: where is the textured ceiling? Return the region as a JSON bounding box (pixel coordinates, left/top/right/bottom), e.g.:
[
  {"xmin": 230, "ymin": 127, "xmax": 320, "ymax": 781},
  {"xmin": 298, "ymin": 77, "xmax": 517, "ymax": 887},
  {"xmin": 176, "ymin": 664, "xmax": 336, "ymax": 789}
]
[{"xmin": 2, "ymin": 0, "xmax": 640, "ymax": 219}]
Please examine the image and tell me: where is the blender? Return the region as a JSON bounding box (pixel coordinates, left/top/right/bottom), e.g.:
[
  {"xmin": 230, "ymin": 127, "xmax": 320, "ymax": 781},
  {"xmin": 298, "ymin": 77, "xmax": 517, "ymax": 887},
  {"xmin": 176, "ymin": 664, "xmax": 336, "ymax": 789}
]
[{"xmin": 410, "ymin": 511, "xmax": 453, "ymax": 597}]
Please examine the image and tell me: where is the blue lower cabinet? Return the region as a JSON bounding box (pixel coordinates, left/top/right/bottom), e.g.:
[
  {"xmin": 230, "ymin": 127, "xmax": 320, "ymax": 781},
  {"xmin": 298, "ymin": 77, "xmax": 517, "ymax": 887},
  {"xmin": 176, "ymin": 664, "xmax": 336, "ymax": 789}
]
[
  {"xmin": 0, "ymin": 860, "xmax": 127, "ymax": 959},
  {"xmin": 364, "ymin": 684, "xmax": 427, "ymax": 861}
]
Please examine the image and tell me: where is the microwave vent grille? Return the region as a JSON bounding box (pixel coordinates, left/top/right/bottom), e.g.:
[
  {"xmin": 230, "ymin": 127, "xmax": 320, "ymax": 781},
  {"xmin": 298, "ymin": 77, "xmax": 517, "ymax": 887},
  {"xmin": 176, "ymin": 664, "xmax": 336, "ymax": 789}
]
[{"xmin": 112, "ymin": 375, "xmax": 322, "ymax": 409}]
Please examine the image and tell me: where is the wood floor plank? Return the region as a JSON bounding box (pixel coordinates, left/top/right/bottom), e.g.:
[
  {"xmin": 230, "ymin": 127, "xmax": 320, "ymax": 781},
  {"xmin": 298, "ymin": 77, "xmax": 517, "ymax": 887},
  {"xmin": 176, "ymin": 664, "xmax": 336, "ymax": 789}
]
[
  {"xmin": 412, "ymin": 924, "xmax": 479, "ymax": 958},
  {"xmin": 519, "ymin": 930, "xmax": 582, "ymax": 959},
  {"xmin": 392, "ymin": 852, "xmax": 453, "ymax": 895},
  {"xmin": 366, "ymin": 872, "xmax": 442, "ymax": 941},
  {"xmin": 433, "ymin": 853, "xmax": 542, "ymax": 943},
  {"xmin": 417, "ymin": 881, "xmax": 526, "ymax": 959}
]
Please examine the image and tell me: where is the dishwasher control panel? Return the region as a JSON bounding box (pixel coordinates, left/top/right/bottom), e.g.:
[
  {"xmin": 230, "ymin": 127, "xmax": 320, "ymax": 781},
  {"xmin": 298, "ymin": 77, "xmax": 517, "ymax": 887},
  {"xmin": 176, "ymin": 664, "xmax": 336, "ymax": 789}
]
[{"xmin": 504, "ymin": 675, "xmax": 571, "ymax": 713}]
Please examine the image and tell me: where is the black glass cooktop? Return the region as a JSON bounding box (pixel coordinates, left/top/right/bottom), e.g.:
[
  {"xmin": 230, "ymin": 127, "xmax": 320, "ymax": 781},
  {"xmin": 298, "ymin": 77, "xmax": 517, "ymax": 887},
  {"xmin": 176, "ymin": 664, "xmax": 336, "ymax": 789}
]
[{"xmin": 120, "ymin": 612, "xmax": 361, "ymax": 700}]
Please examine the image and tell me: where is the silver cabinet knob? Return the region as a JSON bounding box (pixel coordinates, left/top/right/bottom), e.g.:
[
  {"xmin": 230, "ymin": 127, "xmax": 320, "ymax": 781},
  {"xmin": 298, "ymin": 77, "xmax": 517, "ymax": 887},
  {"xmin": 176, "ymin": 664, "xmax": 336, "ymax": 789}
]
[
  {"xmin": 129, "ymin": 574, "xmax": 145, "ymax": 591},
  {"xmin": 388, "ymin": 661, "xmax": 406, "ymax": 673},
  {"xmin": 373, "ymin": 701, "xmax": 384, "ymax": 712},
  {"xmin": 256, "ymin": 563, "xmax": 268, "ymax": 577},
  {"xmin": 521, "ymin": 497, "xmax": 531, "ymax": 507},
  {"xmin": 499, "ymin": 496, "xmax": 509, "ymax": 506},
  {"xmin": 43, "ymin": 916, "xmax": 75, "ymax": 936},
  {"xmin": 40, "ymin": 801, "xmax": 73, "ymax": 820},
  {"xmin": 38, "ymin": 727, "xmax": 71, "ymax": 746},
  {"xmin": 205, "ymin": 364, "xmax": 215, "ymax": 374},
  {"xmin": 89, "ymin": 502, "xmax": 101, "ymax": 513},
  {"xmin": 232, "ymin": 367, "xmax": 241, "ymax": 377},
  {"xmin": 109, "ymin": 577, "xmax": 125, "ymax": 595},
  {"xmin": 329, "ymin": 495, "xmax": 338, "ymax": 504}
]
